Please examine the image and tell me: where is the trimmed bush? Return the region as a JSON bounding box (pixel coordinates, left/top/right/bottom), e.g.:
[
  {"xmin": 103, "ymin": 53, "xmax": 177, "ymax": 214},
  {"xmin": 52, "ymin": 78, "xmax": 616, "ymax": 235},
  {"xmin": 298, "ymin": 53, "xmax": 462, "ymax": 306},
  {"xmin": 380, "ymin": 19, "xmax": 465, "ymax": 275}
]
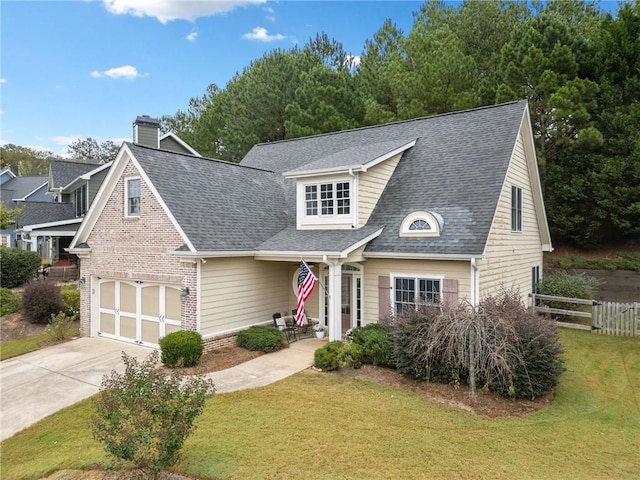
[
  {"xmin": 337, "ymin": 343, "xmax": 363, "ymax": 369},
  {"xmin": 349, "ymin": 323, "xmax": 392, "ymax": 367},
  {"xmin": 0, "ymin": 287, "xmax": 20, "ymax": 316},
  {"xmin": 236, "ymin": 325, "xmax": 286, "ymax": 353},
  {"xmin": 159, "ymin": 331, "xmax": 204, "ymax": 368},
  {"xmin": 20, "ymin": 280, "xmax": 63, "ymax": 324},
  {"xmin": 61, "ymin": 288, "xmax": 80, "ymax": 320},
  {"xmin": 313, "ymin": 340, "xmax": 345, "ymax": 371},
  {"xmin": 0, "ymin": 248, "xmax": 41, "ymax": 288}
]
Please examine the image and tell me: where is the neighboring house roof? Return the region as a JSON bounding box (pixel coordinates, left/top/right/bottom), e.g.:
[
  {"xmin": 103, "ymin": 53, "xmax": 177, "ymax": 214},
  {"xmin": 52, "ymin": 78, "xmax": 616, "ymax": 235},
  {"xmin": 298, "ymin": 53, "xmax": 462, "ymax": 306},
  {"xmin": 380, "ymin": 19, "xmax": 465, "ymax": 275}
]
[
  {"xmin": 128, "ymin": 143, "xmax": 289, "ymax": 251},
  {"xmin": 159, "ymin": 132, "xmax": 202, "ymax": 157},
  {"xmin": 1, "ymin": 176, "xmax": 48, "ymax": 208},
  {"xmin": 243, "ymin": 100, "xmax": 529, "ymax": 256},
  {"xmin": 49, "ymin": 160, "xmax": 102, "ymax": 190},
  {"xmin": 15, "ymin": 202, "xmax": 75, "ymax": 228}
]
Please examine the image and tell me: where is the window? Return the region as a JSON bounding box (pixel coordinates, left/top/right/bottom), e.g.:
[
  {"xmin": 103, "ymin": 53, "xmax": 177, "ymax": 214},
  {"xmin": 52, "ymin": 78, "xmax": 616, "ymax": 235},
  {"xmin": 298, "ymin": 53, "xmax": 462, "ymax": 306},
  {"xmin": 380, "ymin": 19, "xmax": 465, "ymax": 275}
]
[
  {"xmin": 511, "ymin": 185, "xmax": 522, "ymax": 232},
  {"xmin": 305, "ymin": 181, "xmax": 350, "ymax": 217},
  {"xmin": 75, "ymin": 184, "xmax": 87, "ymax": 217},
  {"xmin": 409, "ymin": 219, "xmax": 431, "ymax": 230},
  {"xmin": 532, "ymin": 265, "xmax": 540, "ymax": 294},
  {"xmin": 126, "ymin": 178, "xmax": 140, "ymax": 217},
  {"xmin": 393, "ymin": 276, "xmax": 441, "ymax": 314},
  {"xmin": 400, "ymin": 211, "xmax": 442, "ymax": 237}
]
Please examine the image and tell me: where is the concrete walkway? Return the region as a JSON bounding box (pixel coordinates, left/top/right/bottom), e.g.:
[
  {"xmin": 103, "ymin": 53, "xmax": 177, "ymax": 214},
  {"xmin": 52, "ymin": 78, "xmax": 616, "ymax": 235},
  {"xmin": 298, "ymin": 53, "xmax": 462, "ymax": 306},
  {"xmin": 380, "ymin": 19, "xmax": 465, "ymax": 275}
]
[{"xmin": 0, "ymin": 336, "xmax": 322, "ymax": 441}]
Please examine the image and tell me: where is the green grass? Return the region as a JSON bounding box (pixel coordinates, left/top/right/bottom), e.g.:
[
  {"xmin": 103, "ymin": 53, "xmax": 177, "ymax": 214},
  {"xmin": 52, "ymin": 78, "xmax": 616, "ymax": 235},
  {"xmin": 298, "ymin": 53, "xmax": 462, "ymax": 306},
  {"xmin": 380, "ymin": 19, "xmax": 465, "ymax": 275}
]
[
  {"xmin": 2, "ymin": 329, "xmax": 639, "ymax": 479},
  {"xmin": 0, "ymin": 329, "xmax": 80, "ymax": 361},
  {"xmin": 547, "ymin": 252, "xmax": 640, "ymax": 271}
]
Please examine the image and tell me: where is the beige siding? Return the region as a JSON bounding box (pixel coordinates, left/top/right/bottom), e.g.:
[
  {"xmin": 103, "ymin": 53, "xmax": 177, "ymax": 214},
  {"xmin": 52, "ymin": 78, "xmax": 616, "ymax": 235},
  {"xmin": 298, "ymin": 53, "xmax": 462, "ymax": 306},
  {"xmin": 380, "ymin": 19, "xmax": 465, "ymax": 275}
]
[
  {"xmin": 362, "ymin": 258, "xmax": 471, "ymax": 325},
  {"xmin": 358, "ymin": 153, "xmax": 402, "ymax": 226},
  {"xmin": 200, "ymin": 258, "xmax": 293, "ymax": 336},
  {"xmin": 481, "ymin": 130, "xmax": 543, "ymax": 301}
]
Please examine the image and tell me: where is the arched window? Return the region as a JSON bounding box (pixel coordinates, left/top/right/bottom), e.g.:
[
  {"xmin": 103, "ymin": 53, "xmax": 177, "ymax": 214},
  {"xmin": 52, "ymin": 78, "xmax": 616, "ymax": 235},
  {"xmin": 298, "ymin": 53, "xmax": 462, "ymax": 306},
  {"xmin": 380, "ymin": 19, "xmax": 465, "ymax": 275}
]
[{"xmin": 400, "ymin": 211, "xmax": 442, "ymax": 237}]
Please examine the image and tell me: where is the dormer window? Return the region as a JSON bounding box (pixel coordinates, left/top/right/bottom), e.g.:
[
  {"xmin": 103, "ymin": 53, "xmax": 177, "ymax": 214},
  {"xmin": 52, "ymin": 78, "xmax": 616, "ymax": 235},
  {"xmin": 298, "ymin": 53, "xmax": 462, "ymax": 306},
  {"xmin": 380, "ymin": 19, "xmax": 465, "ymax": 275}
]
[
  {"xmin": 400, "ymin": 211, "xmax": 443, "ymax": 237},
  {"xmin": 74, "ymin": 184, "xmax": 87, "ymax": 217},
  {"xmin": 297, "ymin": 176, "xmax": 355, "ymax": 229}
]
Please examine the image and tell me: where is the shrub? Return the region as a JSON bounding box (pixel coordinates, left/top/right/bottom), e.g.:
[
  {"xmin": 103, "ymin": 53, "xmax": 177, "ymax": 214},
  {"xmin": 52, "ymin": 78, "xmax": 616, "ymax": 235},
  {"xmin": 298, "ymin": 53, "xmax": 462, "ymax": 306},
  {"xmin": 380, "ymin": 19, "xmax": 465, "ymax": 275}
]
[
  {"xmin": 159, "ymin": 331, "xmax": 204, "ymax": 368},
  {"xmin": 349, "ymin": 323, "xmax": 392, "ymax": 367},
  {"xmin": 337, "ymin": 343, "xmax": 363, "ymax": 369},
  {"xmin": 0, "ymin": 287, "xmax": 20, "ymax": 316},
  {"xmin": 314, "ymin": 341, "xmax": 345, "ymax": 371},
  {"xmin": 537, "ymin": 271, "xmax": 600, "ymax": 300},
  {"xmin": 236, "ymin": 325, "xmax": 286, "ymax": 353},
  {"xmin": 46, "ymin": 312, "xmax": 76, "ymax": 341},
  {"xmin": 61, "ymin": 288, "xmax": 80, "ymax": 320},
  {"xmin": 0, "ymin": 248, "xmax": 41, "ymax": 288},
  {"xmin": 21, "ymin": 280, "xmax": 63, "ymax": 324},
  {"xmin": 92, "ymin": 351, "xmax": 214, "ymax": 479}
]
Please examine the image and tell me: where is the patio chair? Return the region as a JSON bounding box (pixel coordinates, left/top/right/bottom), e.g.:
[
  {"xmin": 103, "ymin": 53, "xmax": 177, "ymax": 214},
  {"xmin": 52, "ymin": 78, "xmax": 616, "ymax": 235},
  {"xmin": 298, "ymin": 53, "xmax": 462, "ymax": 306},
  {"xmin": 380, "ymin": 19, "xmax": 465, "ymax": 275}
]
[
  {"xmin": 274, "ymin": 315, "xmax": 297, "ymax": 343},
  {"xmin": 291, "ymin": 309, "xmax": 317, "ymax": 337}
]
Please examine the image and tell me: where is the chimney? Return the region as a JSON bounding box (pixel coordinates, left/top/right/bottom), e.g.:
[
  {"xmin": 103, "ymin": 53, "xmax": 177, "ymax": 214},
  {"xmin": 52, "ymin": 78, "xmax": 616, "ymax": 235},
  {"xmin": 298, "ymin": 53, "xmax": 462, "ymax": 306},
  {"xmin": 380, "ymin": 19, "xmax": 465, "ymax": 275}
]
[{"xmin": 133, "ymin": 115, "xmax": 160, "ymax": 148}]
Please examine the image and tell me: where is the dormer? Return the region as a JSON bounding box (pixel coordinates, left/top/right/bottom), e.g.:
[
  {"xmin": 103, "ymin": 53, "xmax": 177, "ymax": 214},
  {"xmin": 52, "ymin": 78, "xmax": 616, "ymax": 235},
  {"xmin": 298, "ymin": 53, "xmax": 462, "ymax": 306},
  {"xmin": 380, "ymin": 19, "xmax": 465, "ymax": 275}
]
[{"xmin": 284, "ymin": 138, "xmax": 416, "ymax": 230}]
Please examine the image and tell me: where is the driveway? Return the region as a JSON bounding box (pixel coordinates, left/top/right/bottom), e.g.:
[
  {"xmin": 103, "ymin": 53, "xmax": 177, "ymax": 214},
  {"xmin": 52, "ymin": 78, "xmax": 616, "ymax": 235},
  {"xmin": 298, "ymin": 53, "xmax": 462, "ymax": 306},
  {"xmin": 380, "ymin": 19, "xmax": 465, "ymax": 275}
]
[{"xmin": 0, "ymin": 337, "xmax": 151, "ymax": 441}]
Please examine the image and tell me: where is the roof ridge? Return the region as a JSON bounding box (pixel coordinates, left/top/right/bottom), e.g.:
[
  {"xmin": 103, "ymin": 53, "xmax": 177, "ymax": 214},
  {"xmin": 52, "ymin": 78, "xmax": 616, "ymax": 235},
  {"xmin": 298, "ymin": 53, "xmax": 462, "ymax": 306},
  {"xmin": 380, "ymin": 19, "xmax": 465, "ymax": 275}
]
[
  {"xmin": 52, "ymin": 159, "xmax": 101, "ymax": 165},
  {"xmin": 126, "ymin": 142, "xmax": 277, "ymax": 174},
  {"xmin": 251, "ymin": 100, "xmax": 525, "ymax": 148}
]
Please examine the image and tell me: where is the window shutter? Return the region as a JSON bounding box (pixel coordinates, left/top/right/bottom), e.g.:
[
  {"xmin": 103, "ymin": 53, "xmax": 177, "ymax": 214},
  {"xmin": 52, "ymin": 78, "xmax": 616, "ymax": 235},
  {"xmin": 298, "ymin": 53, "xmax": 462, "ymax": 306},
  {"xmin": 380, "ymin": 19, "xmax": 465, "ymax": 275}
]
[
  {"xmin": 378, "ymin": 276, "xmax": 391, "ymax": 321},
  {"xmin": 443, "ymin": 279, "xmax": 458, "ymax": 305}
]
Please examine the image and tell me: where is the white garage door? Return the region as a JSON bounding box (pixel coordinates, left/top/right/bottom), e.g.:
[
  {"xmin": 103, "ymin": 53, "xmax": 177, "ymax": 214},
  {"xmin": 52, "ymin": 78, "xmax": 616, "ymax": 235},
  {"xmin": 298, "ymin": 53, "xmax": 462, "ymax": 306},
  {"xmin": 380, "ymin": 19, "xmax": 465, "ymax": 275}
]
[{"xmin": 98, "ymin": 279, "xmax": 182, "ymax": 347}]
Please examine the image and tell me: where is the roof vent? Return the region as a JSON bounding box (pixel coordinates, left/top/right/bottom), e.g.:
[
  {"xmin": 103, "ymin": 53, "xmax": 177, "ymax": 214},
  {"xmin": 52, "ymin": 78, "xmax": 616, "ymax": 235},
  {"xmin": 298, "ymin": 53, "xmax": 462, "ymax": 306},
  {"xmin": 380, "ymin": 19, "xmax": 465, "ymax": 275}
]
[{"xmin": 133, "ymin": 115, "xmax": 160, "ymax": 148}]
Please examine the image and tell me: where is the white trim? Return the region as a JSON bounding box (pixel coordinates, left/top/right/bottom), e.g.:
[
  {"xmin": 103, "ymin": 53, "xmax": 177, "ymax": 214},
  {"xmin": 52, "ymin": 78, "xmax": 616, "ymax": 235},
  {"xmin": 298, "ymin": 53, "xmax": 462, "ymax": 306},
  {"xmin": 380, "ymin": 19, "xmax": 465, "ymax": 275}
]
[
  {"xmin": 399, "ymin": 211, "xmax": 442, "ymax": 237},
  {"xmin": 365, "ymin": 251, "xmax": 477, "ymax": 261},
  {"xmin": 297, "ymin": 176, "xmax": 355, "ymax": 229},
  {"xmin": 159, "ymin": 132, "xmax": 201, "ymax": 156},
  {"xmin": 21, "ymin": 217, "xmax": 83, "ymax": 231},
  {"xmin": 340, "ymin": 227, "xmax": 384, "ymax": 257},
  {"xmin": 511, "ymin": 184, "xmax": 523, "ymax": 233},
  {"xmin": 124, "ymin": 176, "xmax": 141, "ymax": 217}
]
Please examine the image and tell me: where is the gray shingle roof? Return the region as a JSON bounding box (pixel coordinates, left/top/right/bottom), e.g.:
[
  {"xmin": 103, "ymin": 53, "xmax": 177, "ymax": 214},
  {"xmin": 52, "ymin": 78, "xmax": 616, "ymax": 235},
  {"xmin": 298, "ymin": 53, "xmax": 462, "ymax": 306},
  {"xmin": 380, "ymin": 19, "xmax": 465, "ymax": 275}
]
[
  {"xmin": 50, "ymin": 160, "xmax": 101, "ymax": 189},
  {"xmin": 127, "ymin": 144, "xmax": 289, "ymax": 251},
  {"xmin": 242, "ymin": 101, "xmax": 527, "ymax": 256},
  {"xmin": 1, "ymin": 176, "xmax": 47, "ymax": 207},
  {"xmin": 127, "ymin": 101, "xmax": 527, "ymax": 256},
  {"xmin": 15, "ymin": 202, "xmax": 76, "ymax": 227}
]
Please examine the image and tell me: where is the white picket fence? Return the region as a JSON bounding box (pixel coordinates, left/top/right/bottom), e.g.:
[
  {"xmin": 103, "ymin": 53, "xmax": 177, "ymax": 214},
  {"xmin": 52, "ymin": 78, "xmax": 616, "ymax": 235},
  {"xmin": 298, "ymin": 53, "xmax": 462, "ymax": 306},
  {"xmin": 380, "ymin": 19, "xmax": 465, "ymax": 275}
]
[{"xmin": 530, "ymin": 293, "xmax": 639, "ymax": 337}]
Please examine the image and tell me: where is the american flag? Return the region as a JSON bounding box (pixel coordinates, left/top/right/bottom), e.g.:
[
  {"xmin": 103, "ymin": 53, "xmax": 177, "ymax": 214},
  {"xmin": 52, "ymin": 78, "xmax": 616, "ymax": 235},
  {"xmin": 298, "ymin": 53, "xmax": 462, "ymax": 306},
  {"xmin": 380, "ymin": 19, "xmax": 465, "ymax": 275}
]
[{"xmin": 295, "ymin": 260, "xmax": 317, "ymax": 326}]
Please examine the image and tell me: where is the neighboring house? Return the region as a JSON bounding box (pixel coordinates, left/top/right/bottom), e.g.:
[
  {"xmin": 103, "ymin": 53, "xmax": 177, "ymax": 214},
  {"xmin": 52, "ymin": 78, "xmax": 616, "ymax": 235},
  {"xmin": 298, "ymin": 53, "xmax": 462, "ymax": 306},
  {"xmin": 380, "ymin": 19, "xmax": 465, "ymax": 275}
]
[
  {"xmin": 69, "ymin": 101, "xmax": 552, "ymax": 350},
  {"xmin": 0, "ymin": 167, "xmax": 49, "ymax": 248},
  {"xmin": 15, "ymin": 116, "xmax": 198, "ymax": 262}
]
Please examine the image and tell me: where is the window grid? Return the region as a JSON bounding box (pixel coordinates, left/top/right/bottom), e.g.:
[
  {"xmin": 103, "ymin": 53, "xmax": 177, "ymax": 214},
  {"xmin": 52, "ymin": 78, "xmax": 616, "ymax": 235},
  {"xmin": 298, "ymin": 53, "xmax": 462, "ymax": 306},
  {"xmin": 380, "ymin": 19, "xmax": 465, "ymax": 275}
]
[
  {"xmin": 409, "ymin": 219, "xmax": 431, "ymax": 231},
  {"xmin": 320, "ymin": 184, "xmax": 334, "ymax": 215},
  {"xmin": 394, "ymin": 276, "xmax": 441, "ymax": 314},
  {"xmin": 305, "ymin": 181, "xmax": 350, "ymax": 217},
  {"xmin": 305, "ymin": 185, "xmax": 318, "ymax": 216}
]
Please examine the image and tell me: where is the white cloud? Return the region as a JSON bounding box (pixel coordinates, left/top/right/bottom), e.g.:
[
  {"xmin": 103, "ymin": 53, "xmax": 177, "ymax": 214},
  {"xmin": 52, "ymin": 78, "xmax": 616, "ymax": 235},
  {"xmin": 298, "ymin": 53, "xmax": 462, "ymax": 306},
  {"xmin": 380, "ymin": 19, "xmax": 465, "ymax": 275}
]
[
  {"xmin": 103, "ymin": 0, "xmax": 265, "ymax": 23},
  {"xmin": 242, "ymin": 26, "xmax": 285, "ymax": 42},
  {"xmin": 91, "ymin": 65, "xmax": 148, "ymax": 79},
  {"xmin": 264, "ymin": 5, "xmax": 275, "ymax": 22},
  {"xmin": 50, "ymin": 135, "xmax": 81, "ymax": 146},
  {"xmin": 346, "ymin": 55, "xmax": 361, "ymax": 67},
  {"xmin": 186, "ymin": 31, "xmax": 198, "ymax": 41},
  {"xmin": 0, "ymin": 78, "xmax": 6, "ymax": 84}
]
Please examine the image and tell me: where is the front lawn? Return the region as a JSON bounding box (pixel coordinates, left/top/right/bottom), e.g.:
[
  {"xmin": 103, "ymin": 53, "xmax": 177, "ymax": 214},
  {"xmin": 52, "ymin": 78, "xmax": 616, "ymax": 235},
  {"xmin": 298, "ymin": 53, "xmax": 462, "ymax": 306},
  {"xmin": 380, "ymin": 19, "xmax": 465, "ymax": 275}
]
[{"xmin": 2, "ymin": 329, "xmax": 639, "ymax": 479}]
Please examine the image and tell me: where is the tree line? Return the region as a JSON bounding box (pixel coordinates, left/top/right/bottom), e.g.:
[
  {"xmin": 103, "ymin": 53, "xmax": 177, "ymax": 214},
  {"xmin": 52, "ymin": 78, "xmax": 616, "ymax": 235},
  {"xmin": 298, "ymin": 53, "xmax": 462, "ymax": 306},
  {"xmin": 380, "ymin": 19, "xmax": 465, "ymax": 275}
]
[{"xmin": 161, "ymin": 0, "xmax": 639, "ymax": 249}]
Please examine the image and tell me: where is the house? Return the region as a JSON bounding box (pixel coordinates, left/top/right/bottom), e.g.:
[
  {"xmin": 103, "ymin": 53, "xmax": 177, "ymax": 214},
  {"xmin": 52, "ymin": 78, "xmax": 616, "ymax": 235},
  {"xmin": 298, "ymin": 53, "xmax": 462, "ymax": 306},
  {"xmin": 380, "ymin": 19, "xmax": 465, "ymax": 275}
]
[
  {"xmin": 69, "ymin": 101, "xmax": 552, "ymax": 349},
  {"xmin": 0, "ymin": 167, "xmax": 49, "ymax": 248},
  {"xmin": 14, "ymin": 116, "xmax": 200, "ymax": 263}
]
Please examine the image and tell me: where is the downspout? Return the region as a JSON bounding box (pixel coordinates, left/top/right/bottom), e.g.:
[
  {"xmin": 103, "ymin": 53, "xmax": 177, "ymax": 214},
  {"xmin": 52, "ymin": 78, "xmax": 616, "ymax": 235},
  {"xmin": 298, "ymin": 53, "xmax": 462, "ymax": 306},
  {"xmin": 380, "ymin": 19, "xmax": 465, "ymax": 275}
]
[
  {"xmin": 470, "ymin": 258, "xmax": 479, "ymax": 306},
  {"xmin": 348, "ymin": 168, "xmax": 357, "ymax": 229}
]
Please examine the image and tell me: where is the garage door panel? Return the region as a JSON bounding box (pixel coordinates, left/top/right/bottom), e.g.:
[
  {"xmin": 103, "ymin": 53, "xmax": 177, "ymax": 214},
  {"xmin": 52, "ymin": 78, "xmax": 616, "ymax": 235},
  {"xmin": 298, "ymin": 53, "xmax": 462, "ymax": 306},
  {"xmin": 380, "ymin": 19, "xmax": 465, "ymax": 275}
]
[
  {"xmin": 142, "ymin": 320, "xmax": 159, "ymax": 344},
  {"xmin": 166, "ymin": 287, "xmax": 181, "ymax": 320},
  {"xmin": 120, "ymin": 283, "xmax": 137, "ymax": 314},
  {"xmin": 100, "ymin": 313, "xmax": 116, "ymax": 335},
  {"xmin": 142, "ymin": 286, "xmax": 160, "ymax": 317},
  {"xmin": 100, "ymin": 282, "xmax": 115, "ymax": 310},
  {"xmin": 120, "ymin": 315, "xmax": 137, "ymax": 340}
]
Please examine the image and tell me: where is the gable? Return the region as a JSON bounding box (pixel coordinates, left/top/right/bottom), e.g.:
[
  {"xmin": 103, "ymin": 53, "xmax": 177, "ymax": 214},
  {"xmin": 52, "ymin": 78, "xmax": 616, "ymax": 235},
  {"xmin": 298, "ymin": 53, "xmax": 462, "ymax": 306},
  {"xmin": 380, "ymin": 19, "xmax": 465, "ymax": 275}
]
[{"xmin": 358, "ymin": 151, "xmax": 403, "ymax": 227}]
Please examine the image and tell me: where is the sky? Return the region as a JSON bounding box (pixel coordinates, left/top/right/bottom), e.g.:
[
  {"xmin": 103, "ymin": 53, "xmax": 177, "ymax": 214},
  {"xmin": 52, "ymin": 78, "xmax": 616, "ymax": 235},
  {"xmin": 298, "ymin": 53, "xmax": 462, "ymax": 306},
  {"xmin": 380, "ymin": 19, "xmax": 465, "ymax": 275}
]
[{"xmin": 0, "ymin": 0, "xmax": 623, "ymax": 158}]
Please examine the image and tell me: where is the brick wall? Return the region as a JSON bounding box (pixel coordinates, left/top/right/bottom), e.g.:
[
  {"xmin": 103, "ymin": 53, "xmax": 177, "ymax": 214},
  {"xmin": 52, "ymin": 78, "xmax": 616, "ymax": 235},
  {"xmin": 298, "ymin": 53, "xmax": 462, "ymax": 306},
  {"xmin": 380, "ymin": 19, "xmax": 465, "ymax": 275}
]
[{"xmin": 78, "ymin": 159, "xmax": 197, "ymax": 337}]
